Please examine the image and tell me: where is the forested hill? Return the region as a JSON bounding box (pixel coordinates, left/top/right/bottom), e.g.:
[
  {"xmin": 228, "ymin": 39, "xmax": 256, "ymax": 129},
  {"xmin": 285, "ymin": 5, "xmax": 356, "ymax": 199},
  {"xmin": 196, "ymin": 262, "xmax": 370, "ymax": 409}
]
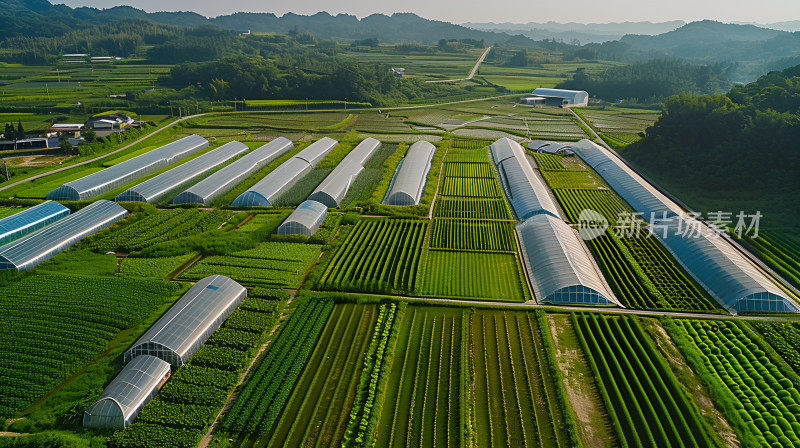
[
  {"xmin": 0, "ymin": 0, "xmax": 507, "ymax": 44},
  {"xmin": 621, "ymin": 64, "xmax": 800, "ymax": 227}
]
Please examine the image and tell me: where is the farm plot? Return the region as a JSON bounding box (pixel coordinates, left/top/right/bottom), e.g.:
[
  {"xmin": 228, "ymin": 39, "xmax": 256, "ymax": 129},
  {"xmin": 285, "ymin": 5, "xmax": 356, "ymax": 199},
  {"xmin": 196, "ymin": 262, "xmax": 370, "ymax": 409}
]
[
  {"xmin": 578, "ymin": 108, "xmax": 660, "ymax": 148},
  {"xmin": 180, "ymin": 242, "xmax": 321, "ymax": 288},
  {"xmin": 553, "ymin": 188, "xmax": 633, "ymax": 225},
  {"xmin": 433, "ymin": 197, "xmax": 511, "ymax": 220},
  {"xmin": 220, "ymin": 298, "xmax": 334, "ymax": 445},
  {"xmin": 748, "ymin": 321, "xmax": 800, "ymax": 375},
  {"xmin": 540, "ymin": 170, "xmax": 607, "ymax": 190},
  {"xmin": 666, "ymin": 319, "xmax": 800, "ymax": 447},
  {"xmin": 353, "ymin": 113, "xmax": 412, "ymax": 132},
  {"xmin": 375, "ymin": 306, "xmax": 465, "ymax": 448},
  {"xmin": 587, "ymin": 231, "xmax": 720, "ymax": 312},
  {"xmin": 263, "ymin": 303, "xmax": 377, "ymax": 448},
  {"xmin": 442, "ymin": 162, "xmax": 494, "ymax": 178},
  {"xmin": 531, "ymin": 153, "xmax": 566, "ymax": 171},
  {"xmin": 472, "ymin": 310, "xmax": 572, "ymax": 448},
  {"xmin": 235, "ymin": 212, "xmax": 290, "ymax": 233},
  {"xmin": 14, "ymin": 167, "xmax": 104, "ymax": 199},
  {"xmin": 87, "ymin": 208, "xmax": 233, "ymax": 253},
  {"xmin": 0, "ymin": 274, "xmax": 182, "ymax": 417},
  {"xmin": 421, "ymin": 251, "xmax": 527, "ymax": 301},
  {"xmin": 441, "ymin": 177, "xmax": 500, "ymax": 198},
  {"xmin": 316, "ymin": 219, "xmax": 426, "ymax": 294},
  {"xmin": 120, "ymin": 253, "xmax": 198, "ymax": 278},
  {"xmin": 430, "ymin": 219, "xmax": 515, "ymax": 253},
  {"xmin": 572, "ymin": 314, "xmax": 712, "ymax": 448}
]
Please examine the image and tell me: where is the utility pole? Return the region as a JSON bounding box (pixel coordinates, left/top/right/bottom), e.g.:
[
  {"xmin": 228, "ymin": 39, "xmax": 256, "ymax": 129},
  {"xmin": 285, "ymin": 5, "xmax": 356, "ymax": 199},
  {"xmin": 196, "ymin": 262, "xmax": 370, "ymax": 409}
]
[{"xmin": 4, "ymin": 160, "xmax": 9, "ymax": 182}]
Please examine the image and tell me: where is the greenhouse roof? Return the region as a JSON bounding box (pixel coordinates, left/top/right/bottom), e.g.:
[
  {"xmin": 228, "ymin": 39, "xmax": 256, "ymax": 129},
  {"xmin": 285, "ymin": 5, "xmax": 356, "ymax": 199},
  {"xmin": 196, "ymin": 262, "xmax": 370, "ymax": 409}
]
[
  {"xmin": 277, "ymin": 199, "xmax": 328, "ymax": 236},
  {"xmin": 46, "ymin": 135, "xmax": 208, "ymax": 201},
  {"xmin": 172, "ymin": 137, "xmax": 294, "ymax": 205},
  {"xmin": 571, "ymin": 139, "xmax": 681, "ymax": 222},
  {"xmin": 115, "ymin": 141, "xmax": 248, "ymax": 203},
  {"xmin": 231, "ymin": 138, "xmax": 338, "ymax": 207},
  {"xmin": 517, "ymin": 214, "xmax": 620, "ymax": 306},
  {"xmin": 308, "ymin": 138, "xmax": 381, "ymax": 207},
  {"xmin": 657, "ymin": 216, "xmax": 799, "ymax": 314},
  {"xmin": 83, "ymin": 355, "xmax": 170, "ymax": 429},
  {"xmin": 124, "ymin": 275, "xmax": 247, "ymax": 365},
  {"xmin": 382, "ymin": 140, "xmax": 435, "ymax": 206},
  {"xmin": 0, "ymin": 201, "xmax": 70, "ymax": 247},
  {"xmin": 0, "ymin": 200, "xmax": 127, "ymax": 271},
  {"xmin": 490, "ymin": 138, "xmax": 560, "ymax": 220}
]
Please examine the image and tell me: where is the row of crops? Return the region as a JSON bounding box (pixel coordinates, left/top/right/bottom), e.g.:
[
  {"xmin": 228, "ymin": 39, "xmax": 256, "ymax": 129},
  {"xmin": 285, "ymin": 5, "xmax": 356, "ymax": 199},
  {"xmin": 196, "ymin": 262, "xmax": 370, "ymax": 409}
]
[
  {"xmin": 316, "ymin": 219, "xmax": 426, "ymax": 294},
  {"xmin": 220, "ymin": 298, "xmax": 334, "ymax": 443},
  {"xmin": 180, "ymin": 242, "xmax": 321, "ymax": 288},
  {"xmin": 0, "ymin": 274, "xmax": 182, "ymax": 417}
]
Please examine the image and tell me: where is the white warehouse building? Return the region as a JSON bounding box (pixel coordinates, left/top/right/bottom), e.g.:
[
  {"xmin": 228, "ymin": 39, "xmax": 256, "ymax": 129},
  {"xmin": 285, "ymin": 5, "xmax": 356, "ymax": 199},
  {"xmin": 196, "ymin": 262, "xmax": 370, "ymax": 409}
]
[{"xmin": 528, "ymin": 88, "xmax": 589, "ymax": 107}]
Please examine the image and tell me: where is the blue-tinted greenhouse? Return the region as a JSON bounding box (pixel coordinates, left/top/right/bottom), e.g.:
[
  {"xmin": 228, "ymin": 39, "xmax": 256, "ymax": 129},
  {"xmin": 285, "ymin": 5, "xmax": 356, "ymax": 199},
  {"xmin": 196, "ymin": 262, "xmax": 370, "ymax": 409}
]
[
  {"xmin": 277, "ymin": 200, "xmax": 328, "ymax": 236},
  {"xmin": 490, "ymin": 138, "xmax": 560, "ymax": 220},
  {"xmin": 0, "ymin": 200, "xmax": 128, "ymax": 271},
  {"xmin": 0, "ymin": 201, "xmax": 70, "ymax": 247}
]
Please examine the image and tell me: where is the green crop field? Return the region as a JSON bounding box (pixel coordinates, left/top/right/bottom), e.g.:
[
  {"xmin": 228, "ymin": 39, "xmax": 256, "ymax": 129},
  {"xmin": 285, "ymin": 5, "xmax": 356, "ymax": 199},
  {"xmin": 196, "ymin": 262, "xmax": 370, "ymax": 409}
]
[
  {"xmin": 739, "ymin": 230, "xmax": 800, "ymax": 289},
  {"xmin": 220, "ymin": 298, "xmax": 334, "ymax": 445},
  {"xmin": 317, "ymin": 219, "xmax": 426, "ymax": 294},
  {"xmin": 421, "ymin": 251, "xmax": 528, "ymax": 301},
  {"xmin": 180, "ymin": 242, "xmax": 321, "ymax": 288},
  {"xmin": 573, "ymin": 313, "xmax": 712, "ymax": 447},
  {"xmin": 666, "ymin": 319, "xmax": 800, "ymax": 447},
  {"xmin": 0, "ymin": 274, "xmax": 182, "ymax": 417},
  {"xmin": 553, "ymin": 188, "xmax": 633, "ymax": 225},
  {"xmin": 0, "ymin": 206, "xmax": 26, "ymax": 218},
  {"xmin": 120, "ymin": 253, "xmax": 198, "ymax": 278},
  {"xmin": 472, "ymin": 310, "xmax": 573, "ymax": 448},
  {"xmin": 375, "ymin": 306, "xmax": 465, "ymax": 447},
  {"xmin": 430, "ymin": 219, "xmax": 516, "ymax": 253},
  {"xmin": 264, "ymin": 302, "xmax": 377, "ymax": 447},
  {"xmin": 14, "ymin": 167, "xmax": 103, "ymax": 199},
  {"xmin": 433, "ymin": 197, "xmax": 512, "ymax": 220}
]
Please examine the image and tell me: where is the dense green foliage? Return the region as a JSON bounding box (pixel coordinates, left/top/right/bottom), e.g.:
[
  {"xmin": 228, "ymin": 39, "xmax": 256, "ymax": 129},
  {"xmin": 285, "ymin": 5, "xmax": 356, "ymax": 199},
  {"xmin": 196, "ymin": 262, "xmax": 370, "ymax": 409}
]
[
  {"xmin": 0, "ymin": 274, "xmax": 180, "ymax": 417},
  {"xmin": 558, "ymin": 59, "xmax": 731, "ymax": 101},
  {"xmin": 375, "ymin": 306, "xmax": 464, "ymax": 447},
  {"xmin": 120, "ymin": 253, "xmax": 198, "ymax": 278},
  {"xmin": 180, "ymin": 242, "xmax": 321, "ymax": 287},
  {"xmin": 317, "ymin": 219, "xmax": 426, "ymax": 294},
  {"xmin": 572, "ymin": 314, "xmax": 711, "ymax": 447},
  {"xmin": 87, "ymin": 208, "xmax": 232, "ymax": 254},
  {"xmin": 622, "ymin": 64, "xmax": 800, "ymax": 228},
  {"xmin": 665, "ymin": 319, "xmax": 800, "ymax": 448},
  {"xmin": 221, "ymin": 298, "xmax": 333, "ymax": 438}
]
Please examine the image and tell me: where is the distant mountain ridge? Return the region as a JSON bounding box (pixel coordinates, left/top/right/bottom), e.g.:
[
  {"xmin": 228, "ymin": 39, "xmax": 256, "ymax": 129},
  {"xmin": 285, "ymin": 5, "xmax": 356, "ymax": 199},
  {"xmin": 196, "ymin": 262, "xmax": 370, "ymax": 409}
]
[{"xmin": 463, "ymin": 20, "xmax": 686, "ymax": 43}]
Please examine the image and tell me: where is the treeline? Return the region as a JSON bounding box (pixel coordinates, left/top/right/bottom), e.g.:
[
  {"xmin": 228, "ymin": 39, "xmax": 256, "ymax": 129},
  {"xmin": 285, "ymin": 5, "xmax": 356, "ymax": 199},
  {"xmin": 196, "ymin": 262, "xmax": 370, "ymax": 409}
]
[
  {"xmin": 557, "ymin": 59, "xmax": 732, "ymax": 101},
  {"xmin": 621, "ymin": 63, "xmax": 800, "ymax": 226},
  {"xmin": 169, "ymin": 56, "xmax": 467, "ymax": 106}
]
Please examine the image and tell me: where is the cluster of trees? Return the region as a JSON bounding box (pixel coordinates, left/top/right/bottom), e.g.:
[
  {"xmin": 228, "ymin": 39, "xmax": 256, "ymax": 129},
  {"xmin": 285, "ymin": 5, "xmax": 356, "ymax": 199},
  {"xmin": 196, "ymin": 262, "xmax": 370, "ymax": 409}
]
[
  {"xmin": 558, "ymin": 59, "xmax": 732, "ymax": 102},
  {"xmin": 3, "ymin": 121, "xmax": 24, "ymax": 140},
  {"xmin": 169, "ymin": 55, "xmax": 467, "ymax": 106},
  {"xmin": 622, "ymin": 63, "xmax": 800, "ymax": 226}
]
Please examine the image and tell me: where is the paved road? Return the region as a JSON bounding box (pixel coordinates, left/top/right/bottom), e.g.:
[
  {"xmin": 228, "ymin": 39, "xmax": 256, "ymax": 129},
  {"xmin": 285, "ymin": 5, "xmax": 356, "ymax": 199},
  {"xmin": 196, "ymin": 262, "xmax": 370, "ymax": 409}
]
[
  {"xmin": 426, "ymin": 46, "xmax": 493, "ymax": 83},
  {"xmin": 0, "ymin": 114, "xmax": 202, "ymax": 192}
]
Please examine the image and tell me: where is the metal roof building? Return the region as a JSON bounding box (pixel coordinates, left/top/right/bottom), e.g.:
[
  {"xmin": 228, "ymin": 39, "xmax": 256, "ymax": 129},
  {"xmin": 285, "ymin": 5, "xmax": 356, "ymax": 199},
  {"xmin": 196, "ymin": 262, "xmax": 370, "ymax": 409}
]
[
  {"xmin": 276, "ymin": 200, "xmax": 328, "ymax": 236},
  {"xmin": 527, "ymin": 140, "xmax": 574, "ymax": 155},
  {"xmin": 0, "ymin": 200, "xmax": 128, "ymax": 271},
  {"xmin": 231, "ymin": 137, "xmax": 338, "ymax": 207},
  {"xmin": 114, "ymin": 141, "xmax": 248, "ymax": 203},
  {"xmin": 124, "ymin": 275, "xmax": 247, "ymax": 365},
  {"xmin": 0, "ymin": 201, "xmax": 70, "ymax": 247},
  {"xmin": 172, "ymin": 137, "xmax": 294, "ymax": 205},
  {"xmin": 571, "ymin": 139, "xmax": 681, "ymax": 222},
  {"xmin": 382, "ymin": 141, "xmax": 435, "ymax": 206},
  {"xmin": 308, "ymin": 137, "xmax": 381, "ymax": 207},
  {"xmin": 657, "ymin": 216, "xmax": 799, "ymax": 314},
  {"xmin": 530, "ymin": 88, "xmax": 589, "ymax": 107},
  {"xmin": 490, "ymin": 138, "xmax": 560, "ymax": 220},
  {"xmin": 517, "ymin": 213, "xmax": 620, "ymax": 306},
  {"xmin": 46, "ymin": 135, "xmax": 208, "ymax": 201},
  {"xmin": 83, "ymin": 355, "xmax": 170, "ymax": 429}
]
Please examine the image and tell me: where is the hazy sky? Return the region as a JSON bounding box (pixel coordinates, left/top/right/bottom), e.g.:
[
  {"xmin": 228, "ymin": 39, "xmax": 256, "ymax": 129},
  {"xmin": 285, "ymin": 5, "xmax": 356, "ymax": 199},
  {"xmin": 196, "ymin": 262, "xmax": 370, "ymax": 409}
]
[{"xmin": 56, "ymin": 0, "xmax": 799, "ymax": 24}]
